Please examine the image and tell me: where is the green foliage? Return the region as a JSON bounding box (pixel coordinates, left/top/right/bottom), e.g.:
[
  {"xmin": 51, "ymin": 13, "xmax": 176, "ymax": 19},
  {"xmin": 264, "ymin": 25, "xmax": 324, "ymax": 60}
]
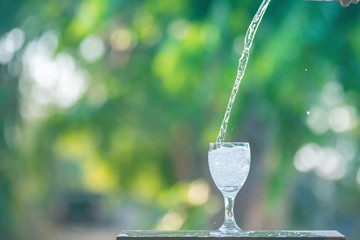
[{"xmin": 0, "ymin": 0, "xmax": 360, "ymax": 239}]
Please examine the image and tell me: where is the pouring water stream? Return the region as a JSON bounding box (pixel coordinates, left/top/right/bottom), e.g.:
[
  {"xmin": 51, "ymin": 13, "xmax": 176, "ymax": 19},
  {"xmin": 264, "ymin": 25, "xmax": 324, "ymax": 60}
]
[{"xmin": 216, "ymin": 0, "xmax": 271, "ymax": 143}]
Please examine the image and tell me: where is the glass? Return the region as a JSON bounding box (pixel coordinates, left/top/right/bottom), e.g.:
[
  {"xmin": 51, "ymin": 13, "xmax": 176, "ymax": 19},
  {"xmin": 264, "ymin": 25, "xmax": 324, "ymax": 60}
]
[{"xmin": 208, "ymin": 142, "xmax": 251, "ymax": 233}]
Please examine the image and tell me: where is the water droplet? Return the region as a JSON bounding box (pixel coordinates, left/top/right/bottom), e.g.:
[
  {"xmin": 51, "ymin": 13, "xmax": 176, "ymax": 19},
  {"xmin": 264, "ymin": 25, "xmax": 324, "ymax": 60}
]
[
  {"xmin": 305, "ymin": 68, "xmax": 308, "ymax": 72},
  {"xmin": 307, "ymin": 111, "xmax": 310, "ymax": 115}
]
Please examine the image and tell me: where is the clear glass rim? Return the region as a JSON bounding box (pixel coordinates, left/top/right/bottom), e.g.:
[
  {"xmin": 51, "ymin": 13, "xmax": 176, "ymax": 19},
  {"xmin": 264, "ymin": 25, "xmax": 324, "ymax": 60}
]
[{"xmin": 209, "ymin": 142, "xmax": 249, "ymax": 150}]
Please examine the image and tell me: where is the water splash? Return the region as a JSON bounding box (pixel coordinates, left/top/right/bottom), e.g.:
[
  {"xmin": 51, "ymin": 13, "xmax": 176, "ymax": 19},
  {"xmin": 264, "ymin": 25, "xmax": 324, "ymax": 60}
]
[{"xmin": 216, "ymin": 0, "xmax": 271, "ymax": 143}]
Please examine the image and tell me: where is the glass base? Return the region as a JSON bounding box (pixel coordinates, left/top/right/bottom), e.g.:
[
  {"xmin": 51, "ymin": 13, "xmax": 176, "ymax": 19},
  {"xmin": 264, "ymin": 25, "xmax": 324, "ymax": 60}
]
[
  {"xmin": 219, "ymin": 222, "xmax": 241, "ymax": 232},
  {"xmin": 210, "ymin": 223, "xmax": 242, "ymax": 237}
]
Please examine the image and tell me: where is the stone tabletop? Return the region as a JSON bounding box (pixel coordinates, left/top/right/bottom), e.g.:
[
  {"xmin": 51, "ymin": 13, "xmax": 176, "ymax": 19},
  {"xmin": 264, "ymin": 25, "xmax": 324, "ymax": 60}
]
[{"xmin": 117, "ymin": 230, "xmax": 345, "ymax": 240}]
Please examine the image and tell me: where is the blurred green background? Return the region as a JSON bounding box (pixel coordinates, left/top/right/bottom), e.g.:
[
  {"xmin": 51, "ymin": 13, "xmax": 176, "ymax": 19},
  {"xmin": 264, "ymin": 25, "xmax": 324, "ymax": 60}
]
[{"xmin": 1, "ymin": 0, "xmax": 360, "ymax": 239}]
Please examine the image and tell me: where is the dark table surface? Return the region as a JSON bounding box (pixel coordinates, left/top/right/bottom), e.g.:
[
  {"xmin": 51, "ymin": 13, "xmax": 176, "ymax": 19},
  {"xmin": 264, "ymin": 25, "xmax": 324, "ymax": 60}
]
[{"xmin": 117, "ymin": 230, "xmax": 345, "ymax": 240}]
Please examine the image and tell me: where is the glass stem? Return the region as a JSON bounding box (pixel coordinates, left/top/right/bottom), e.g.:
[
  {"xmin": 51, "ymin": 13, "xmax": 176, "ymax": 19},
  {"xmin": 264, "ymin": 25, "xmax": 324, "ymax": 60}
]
[
  {"xmin": 218, "ymin": 194, "xmax": 241, "ymax": 232},
  {"xmin": 224, "ymin": 195, "xmax": 236, "ymax": 225}
]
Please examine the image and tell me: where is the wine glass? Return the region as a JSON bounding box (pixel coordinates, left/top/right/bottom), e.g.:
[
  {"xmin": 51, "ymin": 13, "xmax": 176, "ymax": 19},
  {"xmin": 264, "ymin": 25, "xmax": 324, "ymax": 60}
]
[{"xmin": 208, "ymin": 142, "xmax": 251, "ymax": 233}]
